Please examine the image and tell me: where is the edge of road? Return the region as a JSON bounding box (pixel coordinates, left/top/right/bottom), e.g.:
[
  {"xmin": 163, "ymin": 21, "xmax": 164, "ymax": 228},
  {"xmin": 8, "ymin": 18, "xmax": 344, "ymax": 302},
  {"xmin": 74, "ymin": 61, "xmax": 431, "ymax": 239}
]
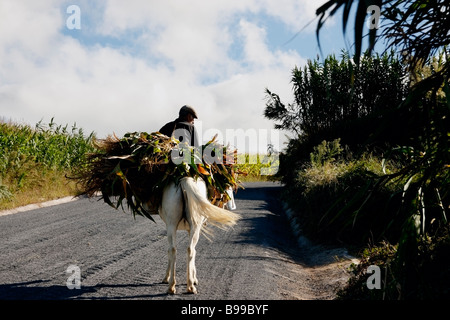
[
  {"xmin": 0, "ymin": 182, "xmax": 279, "ymax": 218},
  {"xmin": 0, "ymin": 195, "xmax": 84, "ymax": 217}
]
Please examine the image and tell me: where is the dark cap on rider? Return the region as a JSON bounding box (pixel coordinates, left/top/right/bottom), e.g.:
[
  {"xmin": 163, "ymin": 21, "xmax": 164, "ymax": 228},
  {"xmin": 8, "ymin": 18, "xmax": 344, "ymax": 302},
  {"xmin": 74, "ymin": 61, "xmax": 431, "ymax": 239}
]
[{"xmin": 179, "ymin": 105, "xmax": 198, "ymax": 119}]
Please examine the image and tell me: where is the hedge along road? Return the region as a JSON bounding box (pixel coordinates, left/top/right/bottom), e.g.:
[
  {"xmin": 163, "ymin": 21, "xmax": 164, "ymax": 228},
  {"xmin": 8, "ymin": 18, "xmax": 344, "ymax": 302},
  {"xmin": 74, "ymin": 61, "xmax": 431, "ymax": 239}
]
[{"xmin": 0, "ymin": 181, "xmax": 354, "ymax": 300}]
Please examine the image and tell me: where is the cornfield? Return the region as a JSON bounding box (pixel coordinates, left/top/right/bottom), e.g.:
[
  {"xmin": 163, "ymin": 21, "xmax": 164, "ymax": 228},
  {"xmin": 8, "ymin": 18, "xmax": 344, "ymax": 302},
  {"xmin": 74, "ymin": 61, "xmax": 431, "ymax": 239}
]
[
  {"xmin": 234, "ymin": 153, "xmax": 280, "ymax": 180},
  {"xmin": 0, "ymin": 118, "xmax": 95, "ymax": 205},
  {"xmin": 0, "ymin": 118, "xmax": 94, "ymax": 172}
]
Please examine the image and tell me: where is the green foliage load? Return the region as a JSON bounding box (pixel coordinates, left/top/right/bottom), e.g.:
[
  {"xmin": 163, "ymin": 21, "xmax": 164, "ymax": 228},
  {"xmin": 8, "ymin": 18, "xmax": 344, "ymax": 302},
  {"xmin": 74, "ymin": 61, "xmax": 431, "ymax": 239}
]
[{"xmin": 74, "ymin": 132, "xmax": 240, "ymax": 221}]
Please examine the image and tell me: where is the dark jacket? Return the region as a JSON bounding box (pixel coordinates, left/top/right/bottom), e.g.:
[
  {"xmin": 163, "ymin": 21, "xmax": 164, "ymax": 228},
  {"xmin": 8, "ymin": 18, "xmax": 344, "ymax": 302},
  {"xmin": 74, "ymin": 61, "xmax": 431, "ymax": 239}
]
[{"xmin": 159, "ymin": 118, "xmax": 198, "ymax": 147}]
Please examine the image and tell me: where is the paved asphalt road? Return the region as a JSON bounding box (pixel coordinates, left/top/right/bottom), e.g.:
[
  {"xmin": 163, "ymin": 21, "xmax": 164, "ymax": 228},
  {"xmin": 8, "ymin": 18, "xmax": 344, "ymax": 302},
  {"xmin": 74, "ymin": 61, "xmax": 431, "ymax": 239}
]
[{"xmin": 0, "ymin": 181, "xmax": 351, "ymax": 301}]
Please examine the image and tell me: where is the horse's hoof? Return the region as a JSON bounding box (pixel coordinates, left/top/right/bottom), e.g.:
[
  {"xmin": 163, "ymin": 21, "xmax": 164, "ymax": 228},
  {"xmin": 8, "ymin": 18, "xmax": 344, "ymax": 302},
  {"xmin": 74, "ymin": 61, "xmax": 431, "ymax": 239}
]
[
  {"xmin": 187, "ymin": 286, "xmax": 197, "ymax": 294},
  {"xmin": 168, "ymin": 288, "xmax": 176, "ymax": 295}
]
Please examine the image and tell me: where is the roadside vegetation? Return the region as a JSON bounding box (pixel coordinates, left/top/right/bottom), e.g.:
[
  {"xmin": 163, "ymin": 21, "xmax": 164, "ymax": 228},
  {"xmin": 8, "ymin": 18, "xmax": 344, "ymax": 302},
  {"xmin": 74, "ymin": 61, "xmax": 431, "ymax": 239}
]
[
  {"xmin": 264, "ymin": 0, "xmax": 449, "ymax": 300},
  {"xmin": 0, "ymin": 118, "xmax": 95, "ymax": 210},
  {"xmin": 0, "ymin": 118, "xmax": 275, "ymax": 211},
  {"xmin": 267, "ymin": 51, "xmax": 449, "ymax": 300},
  {"xmin": 235, "ymin": 152, "xmax": 280, "ymax": 182}
]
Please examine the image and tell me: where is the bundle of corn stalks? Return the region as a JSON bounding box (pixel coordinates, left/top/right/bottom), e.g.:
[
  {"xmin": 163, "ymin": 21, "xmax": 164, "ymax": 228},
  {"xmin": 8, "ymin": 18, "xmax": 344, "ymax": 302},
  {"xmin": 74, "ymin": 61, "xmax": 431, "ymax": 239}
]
[{"xmin": 74, "ymin": 131, "xmax": 240, "ymax": 222}]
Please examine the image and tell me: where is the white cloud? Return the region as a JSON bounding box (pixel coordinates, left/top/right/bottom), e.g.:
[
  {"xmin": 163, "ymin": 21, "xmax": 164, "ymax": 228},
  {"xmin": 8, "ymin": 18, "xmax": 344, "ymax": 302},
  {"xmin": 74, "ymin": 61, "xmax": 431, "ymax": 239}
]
[
  {"xmin": 256, "ymin": 0, "xmax": 323, "ymax": 31},
  {"xmin": 0, "ymin": 0, "xmax": 325, "ymax": 153}
]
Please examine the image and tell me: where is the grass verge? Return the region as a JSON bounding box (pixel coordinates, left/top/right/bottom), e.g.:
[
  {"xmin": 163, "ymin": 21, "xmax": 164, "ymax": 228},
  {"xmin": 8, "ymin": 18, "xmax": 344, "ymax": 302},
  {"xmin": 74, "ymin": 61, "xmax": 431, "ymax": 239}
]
[
  {"xmin": 0, "ymin": 118, "xmax": 94, "ymax": 210},
  {"xmin": 0, "ymin": 168, "xmax": 78, "ymax": 211}
]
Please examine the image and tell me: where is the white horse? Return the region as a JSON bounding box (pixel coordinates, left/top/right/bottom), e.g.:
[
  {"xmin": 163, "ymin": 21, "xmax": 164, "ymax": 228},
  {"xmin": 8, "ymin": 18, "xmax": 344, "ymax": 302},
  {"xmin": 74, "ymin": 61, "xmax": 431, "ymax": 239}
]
[{"xmin": 146, "ymin": 176, "xmax": 240, "ymax": 294}]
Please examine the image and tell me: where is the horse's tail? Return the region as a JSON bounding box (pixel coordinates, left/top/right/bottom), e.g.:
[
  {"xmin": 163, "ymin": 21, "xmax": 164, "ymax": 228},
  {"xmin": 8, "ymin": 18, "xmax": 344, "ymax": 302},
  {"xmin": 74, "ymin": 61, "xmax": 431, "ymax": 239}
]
[{"xmin": 180, "ymin": 177, "xmax": 240, "ymax": 236}]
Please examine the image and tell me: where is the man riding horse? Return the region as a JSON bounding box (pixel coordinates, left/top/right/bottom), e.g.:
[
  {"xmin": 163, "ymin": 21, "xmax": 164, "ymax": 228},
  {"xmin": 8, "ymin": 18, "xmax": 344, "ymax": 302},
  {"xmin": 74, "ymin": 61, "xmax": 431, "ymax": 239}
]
[
  {"xmin": 159, "ymin": 105, "xmax": 199, "ymax": 147},
  {"xmin": 159, "ymin": 105, "xmax": 236, "ymax": 211}
]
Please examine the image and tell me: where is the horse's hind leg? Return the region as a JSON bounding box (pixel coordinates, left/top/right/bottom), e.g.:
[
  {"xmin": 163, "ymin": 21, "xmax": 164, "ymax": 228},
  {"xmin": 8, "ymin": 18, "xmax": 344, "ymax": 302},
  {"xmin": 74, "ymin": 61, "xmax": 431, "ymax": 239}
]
[
  {"xmin": 160, "ymin": 182, "xmax": 184, "ymax": 294},
  {"xmin": 187, "ymin": 224, "xmax": 201, "ymax": 294},
  {"xmin": 165, "ymin": 225, "xmax": 177, "ymax": 294}
]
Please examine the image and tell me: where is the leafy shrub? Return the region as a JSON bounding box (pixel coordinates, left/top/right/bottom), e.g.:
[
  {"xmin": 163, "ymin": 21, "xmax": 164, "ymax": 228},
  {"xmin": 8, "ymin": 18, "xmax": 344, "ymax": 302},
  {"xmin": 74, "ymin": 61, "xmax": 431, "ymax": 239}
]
[
  {"xmin": 286, "ymin": 144, "xmax": 404, "ymax": 245},
  {"xmin": 310, "ymin": 139, "xmax": 343, "ymax": 166},
  {"xmin": 338, "ymin": 226, "xmax": 450, "ymax": 300},
  {"xmin": 337, "ymin": 241, "xmax": 398, "ymax": 300}
]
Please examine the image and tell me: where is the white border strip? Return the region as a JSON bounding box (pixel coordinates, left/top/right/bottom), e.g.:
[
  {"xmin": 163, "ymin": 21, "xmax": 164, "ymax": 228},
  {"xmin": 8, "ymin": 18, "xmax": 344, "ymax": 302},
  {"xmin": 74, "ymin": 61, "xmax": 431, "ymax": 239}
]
[{"xmin": 0, "ymin": 196, "xmax": 80, "ymax": 217}]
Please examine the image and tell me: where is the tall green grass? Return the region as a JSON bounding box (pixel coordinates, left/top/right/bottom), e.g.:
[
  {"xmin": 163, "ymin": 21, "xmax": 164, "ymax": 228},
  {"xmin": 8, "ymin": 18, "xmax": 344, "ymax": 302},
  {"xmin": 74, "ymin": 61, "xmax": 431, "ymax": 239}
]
[
  {"xmin": 284, "ymin": 139, "xmax": 405, "ymax": 245},
  {"xmin": 234, "ymin": 153, "xmax": 280, "ymax": 182},
  {"xmin": 0, "ymin": 118, "xmax": 95, "ymax": 209}
]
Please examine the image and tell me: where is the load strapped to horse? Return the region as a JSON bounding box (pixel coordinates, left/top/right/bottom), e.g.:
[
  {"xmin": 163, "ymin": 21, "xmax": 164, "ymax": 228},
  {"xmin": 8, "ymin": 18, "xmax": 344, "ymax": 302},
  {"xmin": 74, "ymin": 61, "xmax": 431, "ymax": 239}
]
[
  {"xmin": 76, "ymin": 131, "xmax": 240, "ymax": 221},
  {"xmin": 74, "ymin": 131, "xmax": 241, "ymax": 294}
]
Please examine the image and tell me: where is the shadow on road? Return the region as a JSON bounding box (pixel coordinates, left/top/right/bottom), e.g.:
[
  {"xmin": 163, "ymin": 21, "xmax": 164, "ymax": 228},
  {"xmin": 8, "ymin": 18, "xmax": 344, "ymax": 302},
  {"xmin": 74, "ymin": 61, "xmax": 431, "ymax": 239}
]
[
  {"xmin": 0, "ymin": 280, "xmax": 94, "ymax": 300},
  {"xmin": 0, "ymin": 280, "xmax": 174, "ymax": 300},
  {"xmin": 234, "ymin": 182, "xmax": 350, "ymax": 267}
]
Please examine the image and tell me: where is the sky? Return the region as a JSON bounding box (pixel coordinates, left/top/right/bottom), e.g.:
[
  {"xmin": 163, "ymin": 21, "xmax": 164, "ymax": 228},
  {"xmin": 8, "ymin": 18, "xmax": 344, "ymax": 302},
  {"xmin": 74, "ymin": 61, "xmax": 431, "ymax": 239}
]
[{"xmin": 0, "ymin": 0, "xmax": 371, "ymax": 153}]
